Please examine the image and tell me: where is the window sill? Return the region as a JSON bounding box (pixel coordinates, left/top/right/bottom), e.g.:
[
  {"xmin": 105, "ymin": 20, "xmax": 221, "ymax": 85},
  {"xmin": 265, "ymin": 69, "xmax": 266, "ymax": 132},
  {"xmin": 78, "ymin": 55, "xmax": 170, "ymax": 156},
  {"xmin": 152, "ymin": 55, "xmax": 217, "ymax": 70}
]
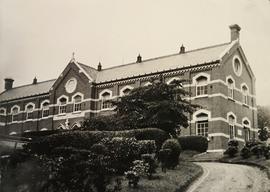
[
  {"xmin": 72, "ymin": 111, "xmax": 82, "ymax": 114},
  {"xmin": 58, "ymin": 113, "xmax": 66, "ymax": 116},
  {"xmin": 195, "ymin": 95, "xmax": 208, "ymax": 99},
  {"xmin": 242, "ymin": 104, "xmax": 249, "ymax": 108},
  {"xmin": 228, "ymin": 97, "xmax": 235, "ymax": 102}
]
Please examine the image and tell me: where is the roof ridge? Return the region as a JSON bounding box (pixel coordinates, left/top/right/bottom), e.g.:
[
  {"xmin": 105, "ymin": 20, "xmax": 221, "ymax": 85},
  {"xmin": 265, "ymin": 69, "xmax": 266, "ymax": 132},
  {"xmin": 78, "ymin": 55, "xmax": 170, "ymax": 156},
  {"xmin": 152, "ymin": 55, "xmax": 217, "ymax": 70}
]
[
  {"xmin": 77, "ymin": 62, "xmax": 97, "ymax": 71},
  {"xmin": 100, "ymin": 42, "xmax": 230, "ymax": 71}
]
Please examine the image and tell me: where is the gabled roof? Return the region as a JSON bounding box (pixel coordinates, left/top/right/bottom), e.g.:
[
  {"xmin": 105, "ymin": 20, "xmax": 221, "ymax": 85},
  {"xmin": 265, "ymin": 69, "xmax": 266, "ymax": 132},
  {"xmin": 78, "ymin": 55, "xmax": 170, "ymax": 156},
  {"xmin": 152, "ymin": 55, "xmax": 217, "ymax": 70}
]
[{"xmin": 0, "ymin": 79, "xmax": 56, "ymax": 102}]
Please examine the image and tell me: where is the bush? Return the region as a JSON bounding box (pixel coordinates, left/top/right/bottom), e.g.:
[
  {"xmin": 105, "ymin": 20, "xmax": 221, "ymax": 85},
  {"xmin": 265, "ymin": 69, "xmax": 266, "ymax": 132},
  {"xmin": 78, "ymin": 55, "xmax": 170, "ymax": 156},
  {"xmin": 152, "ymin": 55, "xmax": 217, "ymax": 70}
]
[
  {"xmin": 224, "ymin": 139, "xmax": 239, "ymax": 157},
  {"xmin": 24, "ymin": 128, "xmax": 168, "ymax": 155},
  {"xmin": 141, "ymin": 154, "xmax": 158, "ymax": 179},
  {"xmin": 138, "ymin": 140, "xmax": 157, "ymax": 154},
  {"xmin": 161, "ymin": 139, "xmax": 181, "ymax": 169},
  {"xmin": 178, "ymin": 136, "xmax": 208, "ymax": 152},
  {"xmin": 240, "ymin": 146, "xmax": 251, "ymax": 159}
]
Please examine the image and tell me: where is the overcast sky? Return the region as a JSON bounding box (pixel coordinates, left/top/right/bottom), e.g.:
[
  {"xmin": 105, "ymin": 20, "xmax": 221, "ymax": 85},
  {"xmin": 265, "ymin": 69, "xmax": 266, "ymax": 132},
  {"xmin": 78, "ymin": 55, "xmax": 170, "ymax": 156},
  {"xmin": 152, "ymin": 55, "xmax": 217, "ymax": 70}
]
[{"xmin": 0, "ymin": 0, "xmax": 270, "ymax": 106}]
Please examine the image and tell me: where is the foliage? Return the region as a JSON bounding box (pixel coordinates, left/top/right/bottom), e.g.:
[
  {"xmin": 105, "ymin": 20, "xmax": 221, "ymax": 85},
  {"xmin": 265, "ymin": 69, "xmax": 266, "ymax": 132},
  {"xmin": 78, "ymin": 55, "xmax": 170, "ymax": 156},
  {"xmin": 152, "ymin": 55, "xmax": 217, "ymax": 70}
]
[
  {"xmin": 257, "ymin": 105, "xmax": 270, "ymax": 129},
  {"xmin": 111, "ymin": 78, "xmax": 198, "ymax": 136},
  {"xmin": 24, "ymin": 128, "xmax": 168, "ymax": 155},
  {"xmin": 157, "ymin": 149, "xmax": 171, "ymax": 172},
  {"xmin": 224, "ymin": 139, "xmax": 239, "ymax": 157},
  {"xmin": 240, "ymin": 146, "xmax": 251, "ymax": 159},
  {"xmin": 81, "ymin": 115, "xmax": 121, "ymax": 131},
  {"xmin": 161, "ymin": 139, "xmax": 182, "ymax": 169},
  {"xmin": 138, "ymin": 140, "xmax": 157, "ymax": 154},
  {"xmin": 141, "ymin": 154, "xmax": 158, "ymax": 179},
  {"xmin": 258, "ymin": 127, "xmax": 269, "ymax": 141},
  {"xmin": 125, "ymin": 160, "xmax": 147, "ymax": 188},
  {"xmin": 178, "ymin": 136, "xmax": 208, "ymax": 152}
]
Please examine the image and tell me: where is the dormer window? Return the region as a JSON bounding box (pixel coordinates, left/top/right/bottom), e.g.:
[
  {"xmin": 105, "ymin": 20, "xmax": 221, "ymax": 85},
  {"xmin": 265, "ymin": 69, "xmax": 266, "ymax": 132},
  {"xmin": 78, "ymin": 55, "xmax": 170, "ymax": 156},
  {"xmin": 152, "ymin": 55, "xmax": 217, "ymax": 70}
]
[
  {"xmin": 59, "ymin": 97, "xmax": 67, "ymax": 114},
  {"xmin": 196, "ymin": 76, "xmax": 208, "ymax": 96},
  {"xmin": 26, "ymin": 103, "xmax": 34, "ymax": 120},
  {"xmin": 41, "ymin": 101, "xmax": 50, "ymax": 117},
  {"xmin": 11, "ymin": 106, "xmax": 20, "ymax": 122}
]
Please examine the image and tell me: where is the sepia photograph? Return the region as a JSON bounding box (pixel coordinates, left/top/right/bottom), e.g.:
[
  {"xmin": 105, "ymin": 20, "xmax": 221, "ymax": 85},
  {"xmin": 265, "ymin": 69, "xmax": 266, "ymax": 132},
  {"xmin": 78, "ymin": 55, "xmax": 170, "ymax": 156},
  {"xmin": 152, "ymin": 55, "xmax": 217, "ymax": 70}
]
[{"xmin": 0, "ymin": 0, "xmax": 270, "ymax": 191}]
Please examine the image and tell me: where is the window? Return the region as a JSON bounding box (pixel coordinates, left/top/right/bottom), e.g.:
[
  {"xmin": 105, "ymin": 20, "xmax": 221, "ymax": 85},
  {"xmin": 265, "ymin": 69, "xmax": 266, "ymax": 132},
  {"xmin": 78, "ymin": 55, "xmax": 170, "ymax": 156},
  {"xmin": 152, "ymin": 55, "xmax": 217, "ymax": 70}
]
[
  {"xmin": 243, "ymin": 119, "xmax": 251, "ymax": 142},
  {"xmin": 227, "ymin": 78, "xmax": 234, "ymax": 99},
  {"xmin": 101, "ymin": 92, "xmax": 112, "ymax": 109},
  {"xmin": 242, "ymin": 85, "xmax": 248, "ymax": 105},
  {"xmin": 41, "ymin": 101, "xmax": 50, "ymax": 117},
  {"xmin": 26, "ymin": 104, "xmax": 34, "ymax": 119},
  {"xmin": 228, "ymin": 115, "xmax": 236, "ymax": 139},
  {"xmin": 233, "ymin": 56, "xmax": 242, "ymax": 76},
  {"xmin": 0, "ymin": 108, "xmax": 6, "ymax": 115},
  {"xmin": 120, "ymin": 86, "xmax": 134, "ymax": 97},
  {"xmin": 59, "ymin": 97, "xmax": 67, "ymax": 114},
  {"xmin": 195, "ymin": 113, "xmax": 209, "ymax": 137},
  {"xmin": 73, "ymin": 95, "xmax": 82, "ymax": 112},
  {"xmin": 11, "ymin": 106, "xmax": 20, "ymax": 122},
  {"xmin": 195, "ymin": 76, "xmax": 208, "ymax": 96}
]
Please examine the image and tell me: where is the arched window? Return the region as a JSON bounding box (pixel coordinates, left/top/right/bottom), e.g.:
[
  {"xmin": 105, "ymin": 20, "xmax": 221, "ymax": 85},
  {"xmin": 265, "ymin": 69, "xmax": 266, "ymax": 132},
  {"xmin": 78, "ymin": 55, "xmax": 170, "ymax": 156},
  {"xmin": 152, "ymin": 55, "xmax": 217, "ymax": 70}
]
[
  {"xmin": 241, "ymin": 85, "xmax": 248, "ymax": 105},
  {"xmin": 40, "ymin": 128, "xmax": 48, "ymax": 131},
  {"xmin": 194, "ymin": 110, "xmax": 210, "ymax": 137},
  {"xmin": 73, "ymin": 94, "xmax": 83, "ymax": 112},
  {"xmin": 243, "ymin": 119, "xmax": 251, "ymax": 142},
  {"xmin": 9, "ymin": 131, "xmax": 17, "ymax": 135},
  {"xmin": 144, "ymin": 82, "xmax": 152, "ymax": 86},
  {"xmin": 233, "ymin": 56, "xmax": 242, "ymax": 76},
  {"xmin": 195, "ymin": 76, "xmax": 208, "ymax": 96},
  {"xmin": 41, "ymin": 100, "xmax": 50, "ymax": 118},
  {"xmin": 25, "ymin": 103, "xmax": 35, "ymax": 120},
  {"xmin": 11, "ymin": 106, "xmax": 20, "ymax": 122},
  {"xmin": 228, "ymin": 114, "xmax": 236, "ymax": 139},
  {"xmin": 227, "ymin": 78, "xmax": 234, "ymax": 99},
  {"xmin": 120, "ymin": 86, "xmax": 134, "ymax": 96},
  {"xmin": 100, "ymin": 92, "xmax": 112, "ymax": 109},
  {"xmin": 167, "ymin": 77, "xmax": 181, "ymax": 85},
  {"xmin": 58, "ymin": 96, "xmax": 68, "ymax": 114},
  {"xmin": 0, "ymin": 108, "xmax": 6, "ymax": 115}
]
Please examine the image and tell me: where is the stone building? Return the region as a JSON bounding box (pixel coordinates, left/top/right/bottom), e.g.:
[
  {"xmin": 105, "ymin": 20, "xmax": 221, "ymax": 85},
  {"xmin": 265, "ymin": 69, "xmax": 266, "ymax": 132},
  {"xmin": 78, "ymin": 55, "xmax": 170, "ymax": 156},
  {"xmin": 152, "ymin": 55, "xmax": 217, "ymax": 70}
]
[{"xmin": 0, "ymin": 24, "xmax": 257, "ymax": 151}]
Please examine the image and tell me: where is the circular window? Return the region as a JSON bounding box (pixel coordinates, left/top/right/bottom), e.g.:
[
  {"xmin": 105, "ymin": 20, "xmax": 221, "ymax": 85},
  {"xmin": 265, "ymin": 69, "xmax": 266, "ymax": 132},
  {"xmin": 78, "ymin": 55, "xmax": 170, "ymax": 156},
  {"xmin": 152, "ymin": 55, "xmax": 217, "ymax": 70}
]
[
  {"xmin": 232, "ymin": 56, "xmax": 242, "ymax": 76},
  {"xmin": 65, "ymin": 78, "xmax": 77, "ymax": 93}
]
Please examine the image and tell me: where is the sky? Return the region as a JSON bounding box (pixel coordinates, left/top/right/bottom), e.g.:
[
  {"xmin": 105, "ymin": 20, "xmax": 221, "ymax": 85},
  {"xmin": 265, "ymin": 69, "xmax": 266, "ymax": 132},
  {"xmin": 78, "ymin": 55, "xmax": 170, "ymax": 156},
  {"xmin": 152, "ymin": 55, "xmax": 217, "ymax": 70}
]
[{"xmin": 0, "ymin": 0, "xmax": 270, "ymax": 105}]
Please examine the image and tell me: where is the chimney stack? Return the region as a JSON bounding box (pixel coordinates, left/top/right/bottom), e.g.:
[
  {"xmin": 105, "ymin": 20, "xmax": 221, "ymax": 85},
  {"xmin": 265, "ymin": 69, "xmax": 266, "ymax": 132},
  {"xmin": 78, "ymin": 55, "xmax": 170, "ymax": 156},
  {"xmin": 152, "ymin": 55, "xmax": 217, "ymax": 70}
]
[
  {"xmin": 229, "ymin": 24, "xmax": 241, "ymax": 41},
  {"xmin": 4, "ymin": 78, "xmax": 14, "ymax": 91},
  {"xmin": 180, "ymin": 44, "xmax": 185, "ymax": 54},
  {"xmin": 136, "ymin": 54, "xmax": 142, "ymax": 63},
  {"xmin": 97, "ymin": 62, "xmax": 102, "ymax": 71},
  {"xmin": 33, "ymin": 77, "xmax": 37, "ymax": 84}
]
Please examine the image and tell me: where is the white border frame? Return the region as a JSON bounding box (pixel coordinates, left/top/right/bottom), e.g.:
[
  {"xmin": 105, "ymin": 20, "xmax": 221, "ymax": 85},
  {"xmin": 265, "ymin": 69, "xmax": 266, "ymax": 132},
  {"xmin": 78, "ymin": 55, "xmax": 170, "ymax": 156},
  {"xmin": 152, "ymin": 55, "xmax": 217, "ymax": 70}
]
[
  {"xmin": 65, "ymin": 77, "xmax": 77, "ymax": 94},
  {"xmin": 232, "ymin": 55, "xmax": 243, "ymax": 77},
  {"xmin": 99, "ymin": 89, "xmax": 113, "ymax": 99},
  {"xmin": 0, "ymin": 107, "xmax": 6, "ymax": 115},
  {"xmin": 167, "ymin": 77, "xmax": 181, "ymax": 85},
  {"xmin": 120, "ymin": 85, "xmax": 134, "ymax": 96}
]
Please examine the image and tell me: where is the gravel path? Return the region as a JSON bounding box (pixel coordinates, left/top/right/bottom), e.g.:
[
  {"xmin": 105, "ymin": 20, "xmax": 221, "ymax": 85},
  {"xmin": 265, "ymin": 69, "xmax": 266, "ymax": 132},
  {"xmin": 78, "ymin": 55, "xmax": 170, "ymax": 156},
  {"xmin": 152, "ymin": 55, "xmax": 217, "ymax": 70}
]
[{"xmin": 186, "ymin": 162, "xmax": 270, "ymax": 192}]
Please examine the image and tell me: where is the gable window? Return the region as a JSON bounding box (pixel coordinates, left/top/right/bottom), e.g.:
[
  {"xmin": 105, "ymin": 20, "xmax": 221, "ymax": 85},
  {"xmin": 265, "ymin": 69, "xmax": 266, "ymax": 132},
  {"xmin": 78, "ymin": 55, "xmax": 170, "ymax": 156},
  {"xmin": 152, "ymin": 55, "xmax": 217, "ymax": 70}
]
[
  {"xmin": 11, "ymin": 106, "xmax": 20, "ymax": 122},
  {"xmin": 59, "ymin": 97, "xmax": 67, "ymax": 114},
  {"xmin": 195, "ymin": 76, "xmax": 208, "ymax": 96},
  {"xmin": 233, "ymin": 56, "xmax": 242, "ymax": 76},
  {"xmin": 194, "ymin": 111, "xmax": 209, "ymax": 137},
  {"xmin": 41, "ymin": 101, "xmax": 50, "ymax": 117},
  {"xmin": 243, "ymin": 119, "xmax": 251, "ymax": 142},
  {"xmin": 26, "ymin": 104, "xmax": 34, "ymax": 120},
  {"xmin": 228, "ymin": 115, "xmax": 236, "ymax": 139},
  {"xmin": 100, "ymin": 92, "xmax": 112, "ymax": 109},
  {"xmin": 242, "ymin": 85, "xmax": 248, "ymax": 105},
  {"xmin": 73, "ymin": 94, "xmax": 82, "ymax": 112},
  {"xmin": 227, "ymin": 78, "xmax": 234, "ymax": 99}
]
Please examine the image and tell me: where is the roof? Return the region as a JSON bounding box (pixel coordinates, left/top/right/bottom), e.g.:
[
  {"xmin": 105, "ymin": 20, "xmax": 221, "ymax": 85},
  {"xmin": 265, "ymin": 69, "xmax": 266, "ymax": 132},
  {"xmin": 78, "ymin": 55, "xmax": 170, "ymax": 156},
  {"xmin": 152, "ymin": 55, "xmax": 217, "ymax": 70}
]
[
  {"xmin": 0, "ymin": 41, "xmax": 234, "ymax": 102},
  {"xmin": 0, "ymin": 79, "xmax": 56, "ymax": 102},
  {"xmin": 80, "ymin": 42, "xmax": 232, "ymax": 83}
]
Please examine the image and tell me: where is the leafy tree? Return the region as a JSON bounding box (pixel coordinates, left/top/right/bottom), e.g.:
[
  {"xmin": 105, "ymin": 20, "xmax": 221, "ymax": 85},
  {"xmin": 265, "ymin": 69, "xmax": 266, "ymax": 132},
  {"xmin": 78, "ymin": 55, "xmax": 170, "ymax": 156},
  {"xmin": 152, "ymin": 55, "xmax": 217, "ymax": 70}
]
[
  {"xmin": 112, "ymin": 77, "xmax": 198, "ymax": 136},
  {"xmin": 258, "ymin": 127, "xmax": 269, "ymax": 141},
  {"xmin": 257, "ymin": 105, "xmax": 270, "ymax": 129}
]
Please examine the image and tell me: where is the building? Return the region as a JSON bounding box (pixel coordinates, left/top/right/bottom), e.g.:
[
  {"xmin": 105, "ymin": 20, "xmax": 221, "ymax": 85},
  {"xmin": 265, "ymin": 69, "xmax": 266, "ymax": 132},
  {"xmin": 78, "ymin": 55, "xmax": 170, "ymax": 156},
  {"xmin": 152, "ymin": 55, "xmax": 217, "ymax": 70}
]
[{"xmin": 0, "ymin": 24, "xmax": 257, "ymax": 151}]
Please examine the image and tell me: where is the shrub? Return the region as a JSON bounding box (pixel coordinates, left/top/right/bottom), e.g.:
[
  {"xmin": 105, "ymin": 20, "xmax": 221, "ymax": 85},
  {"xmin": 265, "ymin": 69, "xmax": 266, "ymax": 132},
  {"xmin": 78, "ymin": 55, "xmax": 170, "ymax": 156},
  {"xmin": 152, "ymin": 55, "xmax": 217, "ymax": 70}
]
[
  {"xmin": 161, "ymin": 139, "xmax": 181, "ymax": 169},
  {"xmin": 250, "ymin": 144, "xmax": 263, "ymax": 158},
  {"xmin": 224, "ymin": 139, "xmax": 239, "ymax": 157},
  {"xmin": 178, "ymin": 136, "xmax": 208, "ymax": 152},
  {"xmin": 262, "ymin": 145, "xmax": 270, "ymax": 159},
  {"xmin": 138, "ymin": 140, "xmax": 157, "ymax": 154},
  {"xmin": 141, "ymin": 154, "xmax": 158, "ymax": 179},
  {"xmin": 157, "ymin": 149, "xmax": 171, "ymax": 172},
  {"xmin": 125, "ymin": 160, "xmax": 147, "ymax": 188},
  {"xmin": 240, "ymin": 146, "xmax": 251, "ymax": 159}
]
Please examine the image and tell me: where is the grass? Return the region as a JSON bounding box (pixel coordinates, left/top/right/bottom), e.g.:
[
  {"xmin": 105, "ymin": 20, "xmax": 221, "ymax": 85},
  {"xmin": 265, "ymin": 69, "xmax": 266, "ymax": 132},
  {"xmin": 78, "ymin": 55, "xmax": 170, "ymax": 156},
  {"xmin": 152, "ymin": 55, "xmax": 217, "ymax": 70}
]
[{"xmin": 121, "ymin": 161, "xmax": 203, "ymax": 192}]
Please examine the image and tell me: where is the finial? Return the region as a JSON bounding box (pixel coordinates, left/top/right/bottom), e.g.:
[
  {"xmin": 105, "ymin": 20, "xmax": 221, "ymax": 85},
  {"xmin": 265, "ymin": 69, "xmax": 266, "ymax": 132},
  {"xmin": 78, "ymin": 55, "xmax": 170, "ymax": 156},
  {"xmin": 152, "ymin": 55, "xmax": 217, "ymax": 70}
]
[{"xmin": 70, "ymin": 52, "xmax": 76, "ymax": 63}]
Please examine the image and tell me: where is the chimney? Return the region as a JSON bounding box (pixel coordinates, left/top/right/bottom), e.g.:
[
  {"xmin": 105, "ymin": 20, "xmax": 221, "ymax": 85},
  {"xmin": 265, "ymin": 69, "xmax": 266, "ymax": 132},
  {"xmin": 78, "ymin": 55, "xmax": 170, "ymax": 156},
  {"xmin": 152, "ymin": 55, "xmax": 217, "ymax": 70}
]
[
  {"xmin": 4, "ymin": 78, "xmax": 14, "ymax": 91},
  {"xmin": 33, "ymin": 77, "xmax": 37, "ymax": 84},
  {"xmin": 136, "ymin": 54, "xmax": 142, "ymax": 63},
  {"xmin": 97, "ymin": 62, "xmax": 102, "ymax": 71},
  {"xmin": 229, "ymin": 24, "xmax": 241, "ymax": 41},
  {"xmin": 180, "ymin": 44, "xmax": 185, "ymax": 54}
]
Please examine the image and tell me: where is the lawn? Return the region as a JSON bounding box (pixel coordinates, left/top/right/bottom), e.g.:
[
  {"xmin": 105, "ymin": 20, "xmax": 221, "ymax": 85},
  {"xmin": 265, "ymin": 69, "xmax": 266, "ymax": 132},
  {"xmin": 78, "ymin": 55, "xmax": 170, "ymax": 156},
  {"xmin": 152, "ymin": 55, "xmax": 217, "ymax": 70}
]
[{"xmin": 121, "ymin": 161, "xmax": 202, "ymax": 192}]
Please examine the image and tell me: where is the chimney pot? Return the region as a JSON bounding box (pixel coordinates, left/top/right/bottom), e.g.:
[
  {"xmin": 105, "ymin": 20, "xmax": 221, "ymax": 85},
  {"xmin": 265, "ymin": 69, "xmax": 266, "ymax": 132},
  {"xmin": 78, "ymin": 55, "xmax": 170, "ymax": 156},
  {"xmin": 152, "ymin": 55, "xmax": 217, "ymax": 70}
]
[
  {"xmin": 229, "ymin": 24, "xmax": 241, "ymax": 41},
  {"xmin": 4, "ymin": 78, "xmax": 14, "ymax": 91},
  {"xmin": 180, "ymin": 44, "xmax": 185, "ymax": 54},
  {"xmin": 97, "ymin": 62, "xmax": 102, "ymax": 71},
  {"xmin": 136, "ymin": 54, "xmax": 142, "ymax": 63},
  {"xmin": 33, "ymin": 77, "xmax": 37, "ymax": 84}
]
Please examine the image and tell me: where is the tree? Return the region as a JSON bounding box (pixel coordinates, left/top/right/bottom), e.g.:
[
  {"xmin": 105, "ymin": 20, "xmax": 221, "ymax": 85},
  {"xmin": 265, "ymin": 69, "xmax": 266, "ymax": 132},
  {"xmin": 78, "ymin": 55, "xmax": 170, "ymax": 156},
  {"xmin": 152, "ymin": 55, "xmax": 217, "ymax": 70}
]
[
  {"xmin": 257, "ymin": 105, "xmax": 270, "ymax": 129},
  {"xmin": 112, "ymin": 77, "xmax": 198, "ymax": 136}
]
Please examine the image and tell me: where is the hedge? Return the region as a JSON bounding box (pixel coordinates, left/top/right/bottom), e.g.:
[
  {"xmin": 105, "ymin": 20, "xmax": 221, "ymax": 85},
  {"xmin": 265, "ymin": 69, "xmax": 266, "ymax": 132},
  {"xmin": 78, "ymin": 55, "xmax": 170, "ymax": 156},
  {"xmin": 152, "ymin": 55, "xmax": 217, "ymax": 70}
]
[
  {"xmin": 177, "ymin": 136, "xmax": 208, "ymax": 153},
  {"xmin": 25, "ymin": 128, "xmax": 169, "ymax": 154}
]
